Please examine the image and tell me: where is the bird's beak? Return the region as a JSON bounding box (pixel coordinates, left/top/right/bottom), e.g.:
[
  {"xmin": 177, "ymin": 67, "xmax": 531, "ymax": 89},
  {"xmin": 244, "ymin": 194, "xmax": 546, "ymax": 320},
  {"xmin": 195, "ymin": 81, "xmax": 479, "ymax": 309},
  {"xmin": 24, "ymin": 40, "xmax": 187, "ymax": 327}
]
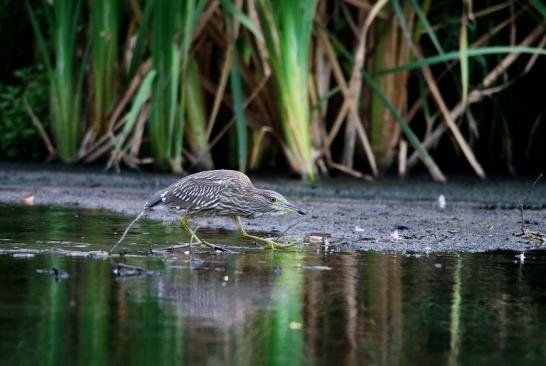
[{"xmin": 283, "ymin": 201, "xmax": 306, "ymax": 215}]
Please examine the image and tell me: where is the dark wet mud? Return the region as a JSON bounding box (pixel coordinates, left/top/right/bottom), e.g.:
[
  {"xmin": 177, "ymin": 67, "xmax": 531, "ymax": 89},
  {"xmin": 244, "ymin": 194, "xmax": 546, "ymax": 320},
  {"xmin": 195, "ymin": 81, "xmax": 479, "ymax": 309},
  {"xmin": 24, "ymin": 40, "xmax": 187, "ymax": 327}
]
[{"xmin": 0, "ymin": 162, "xmax": 545, "ymax": 252}]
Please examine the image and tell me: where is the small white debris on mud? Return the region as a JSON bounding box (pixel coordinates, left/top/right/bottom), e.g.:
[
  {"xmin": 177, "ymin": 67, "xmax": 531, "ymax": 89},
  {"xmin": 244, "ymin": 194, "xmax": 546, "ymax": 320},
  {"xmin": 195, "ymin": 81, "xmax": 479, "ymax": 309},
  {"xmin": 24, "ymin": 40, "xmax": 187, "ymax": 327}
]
[
  {"xmin": 437, "ymin": 194, "xmax": 446, "ymax": 210},
  {"xmin": 390, "ymin": 229, "xmax": 401, "ymax": 241},
  {"xmin": 309, "ymin": 235, "xmax": 323, "ymax": 243}
]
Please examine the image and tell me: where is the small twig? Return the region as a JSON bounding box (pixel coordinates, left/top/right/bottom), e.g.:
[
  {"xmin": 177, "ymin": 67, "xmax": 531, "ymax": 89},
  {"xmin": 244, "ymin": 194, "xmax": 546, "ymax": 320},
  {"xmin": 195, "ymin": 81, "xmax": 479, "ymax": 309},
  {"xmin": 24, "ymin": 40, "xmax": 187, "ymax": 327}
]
[
  {"xmin": 152, "ymin": 243, "xmax": 191, "ymax": 253},
  {"xmin": 201, "ymin": 240, "xmax": 234, "ymax": 253},
  {"xmin": 114, "ymin": 262, "xmax": 145, "ymax": 271},
  {"xmin": 275, "ymin": 217, "xmax": 306, "ymax": 242},
  {"xmin": 518, "ymin": 173, "xmax": 543, "ymax": 233},
  {"xmin": 327, "ymin": 160, "xmax": 374, "ymax": 181},
  {"xmin": 112, "ymin": 262, "xmax": 160, "ymax": 277},
  {"xmin": 111, "ymin": 210, "xmax": 147, "ymax": 253}
]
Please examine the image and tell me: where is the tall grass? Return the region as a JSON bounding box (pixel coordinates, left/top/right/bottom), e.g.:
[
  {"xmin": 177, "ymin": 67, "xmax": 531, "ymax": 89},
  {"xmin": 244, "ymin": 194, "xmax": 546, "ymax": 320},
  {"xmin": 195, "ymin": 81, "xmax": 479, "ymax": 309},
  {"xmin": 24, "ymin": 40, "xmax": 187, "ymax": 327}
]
[
  {"xmin": 148, "ymin": 0, "xmax": 204, "ymax": 172},
  {"xmin": 185, "ymin": 56, "xmax": 213, "ymax": 170},
  {"xmin": 88, "ymin": 0, "xmax": 119, "ymax": 141},
  {"xmin": 17, "ymin": 1, "xmax": 546, "ymax": 178},
  {"xmin": 148, "ymin": 0, "xmax": 183, "ymax": 171},
  {"xmin": 26, "ymin": 0, "xmax": 86, "ymax": 163},
  {"xmin": 256, "ymin": 0, "xmax": 318, "ymax": 180}
]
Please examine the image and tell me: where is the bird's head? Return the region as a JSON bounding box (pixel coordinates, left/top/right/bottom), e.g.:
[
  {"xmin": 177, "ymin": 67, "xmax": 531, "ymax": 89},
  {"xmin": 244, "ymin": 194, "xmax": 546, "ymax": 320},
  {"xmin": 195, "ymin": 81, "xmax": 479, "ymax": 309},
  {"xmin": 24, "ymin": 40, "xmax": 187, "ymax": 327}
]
[{"xmin": 253, "ymin": 189, "xmax": 306, "ymax": 216}]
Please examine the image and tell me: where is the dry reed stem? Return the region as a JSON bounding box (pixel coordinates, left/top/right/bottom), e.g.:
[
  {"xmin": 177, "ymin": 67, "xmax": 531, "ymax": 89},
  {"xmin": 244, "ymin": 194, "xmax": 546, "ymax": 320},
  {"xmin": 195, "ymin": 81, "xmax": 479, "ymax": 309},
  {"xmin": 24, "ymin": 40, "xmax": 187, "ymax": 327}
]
[
  {"xmin": 79, "ymin": 59, "xmax": 152, "ymax": 162},
  {"xmin": 206, "ymin": 48, "xmax": 232, "ymax": 138},
  {"xmin": 318, "ymin": 0, "xmax": 389, "ymax": 173},
  {"xmin": 316, "ymin": 25, "xmax": 379, "ymax": 176},
  {"xmin": 406, "ymin": 11, "xmax": 518, "ymax": 124},
  {"xmin": 249, "ymin": 126, "xmax": 274, "ymax": 168},
  {"xmin": 482, "ymin": 24, "xmax": 544, "ymax": 88},
  {"xmin": 194, "ymin": 1, "xmax": 220, "ymax": 37},
  {"xmin": 23, "ymin": 89, "xmax": 56, "ymax": 159},
  {"xmin": 327, "ymin": 160, "xmax": 373, "ymax": 180},
  {"xmin": 403, "ymin": 37, "xmax": 486, "ymax": 178},
  {"xmin": 206, "ymin": 0, "xmax": 243, "ymax": 139},
  {"xmin": 343, "ymin": 0, "xmax": 388, "ymax": 19},
  {"xmin": 406, "ymin": 24, "xmax": 544, "ymax": 169},
  {"xmin": 247, "ymin": 0, "xmax": 271, "ymax": 76},
  {"xmin": 525, "ymin": 34, "xmax": 546, "ymax": 73},
  {"xmin": 190, "ymin": 73, "xmax": 271, "ymax": 168},
  {"xmin": 129, "ymin": 103, "xmax": 150, "ymax": 157}
]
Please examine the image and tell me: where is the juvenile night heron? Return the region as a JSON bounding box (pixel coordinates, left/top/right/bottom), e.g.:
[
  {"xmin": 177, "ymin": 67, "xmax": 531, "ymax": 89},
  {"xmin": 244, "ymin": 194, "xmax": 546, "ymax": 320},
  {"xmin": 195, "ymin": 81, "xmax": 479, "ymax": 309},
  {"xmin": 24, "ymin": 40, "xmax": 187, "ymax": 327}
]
[{"xmin": 140, "ymin": 170, "xmax": 305, "ymax": 249}]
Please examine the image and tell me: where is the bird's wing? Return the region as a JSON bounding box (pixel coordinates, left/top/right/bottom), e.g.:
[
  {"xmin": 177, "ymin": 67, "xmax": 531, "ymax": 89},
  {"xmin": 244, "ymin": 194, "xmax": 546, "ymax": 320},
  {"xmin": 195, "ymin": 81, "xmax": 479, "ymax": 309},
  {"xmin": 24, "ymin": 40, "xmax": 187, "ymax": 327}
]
[{"xmin": 161, "ymin": 175, "xmax": 231, "ymax": 210}]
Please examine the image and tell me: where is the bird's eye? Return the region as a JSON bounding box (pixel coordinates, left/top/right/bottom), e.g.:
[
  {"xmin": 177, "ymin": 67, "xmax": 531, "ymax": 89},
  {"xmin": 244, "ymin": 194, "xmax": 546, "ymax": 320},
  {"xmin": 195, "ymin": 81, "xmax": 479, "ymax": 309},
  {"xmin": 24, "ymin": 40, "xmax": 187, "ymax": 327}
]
[{"xmin": 270, "ymin": 197, "xmax": 277, "ymax": 203}]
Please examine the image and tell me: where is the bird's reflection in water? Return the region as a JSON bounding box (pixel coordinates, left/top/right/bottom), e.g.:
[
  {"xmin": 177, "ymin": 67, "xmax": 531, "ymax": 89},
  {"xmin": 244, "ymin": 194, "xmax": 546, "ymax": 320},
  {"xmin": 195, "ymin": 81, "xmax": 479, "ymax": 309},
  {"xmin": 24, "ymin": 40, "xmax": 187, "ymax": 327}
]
[{"xmin": 118, "ymin": 257, "xmax": 279, "ymax": 328}]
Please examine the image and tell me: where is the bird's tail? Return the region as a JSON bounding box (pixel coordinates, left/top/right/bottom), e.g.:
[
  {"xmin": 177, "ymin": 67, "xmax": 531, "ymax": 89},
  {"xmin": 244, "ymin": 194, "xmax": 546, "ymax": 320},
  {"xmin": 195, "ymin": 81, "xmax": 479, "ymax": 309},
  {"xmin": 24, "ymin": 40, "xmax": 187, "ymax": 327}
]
[{"xmin": 144, "ymin": 188, "xmax": 167, "ymax": 209}]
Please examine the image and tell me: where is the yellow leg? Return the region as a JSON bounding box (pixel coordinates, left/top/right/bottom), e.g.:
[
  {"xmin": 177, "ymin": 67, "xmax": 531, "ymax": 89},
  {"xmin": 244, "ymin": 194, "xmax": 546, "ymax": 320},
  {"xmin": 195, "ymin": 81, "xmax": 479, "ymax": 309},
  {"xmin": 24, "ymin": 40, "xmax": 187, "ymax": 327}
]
[
  {"xmin": 233, "ymin": 216, "xmax": 295, "ymax": 249},
  {"xmin": 180, "ymin": 216, "xmax": 202, "ymax": 245}
]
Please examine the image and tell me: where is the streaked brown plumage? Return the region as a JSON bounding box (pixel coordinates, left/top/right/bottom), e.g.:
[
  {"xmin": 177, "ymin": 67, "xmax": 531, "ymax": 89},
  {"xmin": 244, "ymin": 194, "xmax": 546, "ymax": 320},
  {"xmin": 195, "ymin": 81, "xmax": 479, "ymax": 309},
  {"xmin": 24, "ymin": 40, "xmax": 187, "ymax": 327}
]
[
  {"xmin": 112, "ymin": 170, "xmax": 304, "ymax": 252},
  {"xmin": 145, "ymin": 170, "xmax": 304, "ymax": 218}
]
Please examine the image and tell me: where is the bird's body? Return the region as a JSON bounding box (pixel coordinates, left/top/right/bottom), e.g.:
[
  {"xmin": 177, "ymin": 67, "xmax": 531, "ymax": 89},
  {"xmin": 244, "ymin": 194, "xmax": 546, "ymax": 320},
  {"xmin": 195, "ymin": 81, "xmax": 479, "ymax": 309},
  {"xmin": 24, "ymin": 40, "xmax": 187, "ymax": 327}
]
[
  {"xmin": 112, "ymin": 170, "xmax": 304, "ymax": 252},
  {"xmin": 145, "ymin": 170, "xmax": 285, "ymax": 218}
]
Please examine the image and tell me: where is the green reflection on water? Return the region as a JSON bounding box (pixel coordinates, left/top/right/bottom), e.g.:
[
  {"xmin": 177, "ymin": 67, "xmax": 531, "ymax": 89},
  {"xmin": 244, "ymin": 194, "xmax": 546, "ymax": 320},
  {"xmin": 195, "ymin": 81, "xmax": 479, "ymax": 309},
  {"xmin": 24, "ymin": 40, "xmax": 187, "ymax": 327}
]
[{"xmin": 1, "ymin": 205, "xmax": 546, "ymax": 365}]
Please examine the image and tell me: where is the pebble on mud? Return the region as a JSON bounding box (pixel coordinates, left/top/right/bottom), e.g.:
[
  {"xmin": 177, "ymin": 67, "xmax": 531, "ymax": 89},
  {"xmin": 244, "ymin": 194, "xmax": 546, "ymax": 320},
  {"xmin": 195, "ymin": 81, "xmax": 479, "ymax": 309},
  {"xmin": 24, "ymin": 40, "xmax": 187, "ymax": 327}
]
[
  {"xmin": 389, "ymin": 230, "xmax": 401, "ymax": 241},
  {"xmin": 437, "ymin": 194, "xmax": 446, "ymax": 210},
  {"xmin": 309, "ymin": 235, "xmax": 323, "ymax": 243},
  {"xmin": 21, "ymin": 195, "xmax": 35, "ymax": 206}
]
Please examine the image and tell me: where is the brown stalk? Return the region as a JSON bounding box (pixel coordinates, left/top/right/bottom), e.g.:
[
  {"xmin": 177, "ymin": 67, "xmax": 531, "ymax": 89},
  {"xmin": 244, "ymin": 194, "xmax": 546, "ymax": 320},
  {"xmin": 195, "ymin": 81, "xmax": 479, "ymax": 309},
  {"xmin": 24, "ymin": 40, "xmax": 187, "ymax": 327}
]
[
  {"xmin": 108, "ymin": 102, "xmax": 151, "ymax": 171},
  {"xmin": 318, "ymin": 0, "xmax": 389, "ymax": 175},
  {"xmin": 128, "ymin": 103, "xmax": 150, "ymax": 157},
  {"xmin": 340, "ymin": 7, "xmax": 364, "ymax": 168},
  {"xmin": 194, "ymin": 1, "xmax": 219, "ymax": 38},
  {"xmin": 205, "ymin": 0, "xmax": 244, "ymax": 139},
  {"xmin": 23, "ymin": 89, "xmax": 56, "ymax": 160},
  {"xmin": 79, "ymin": 59, "xmax": 151, "ymax": 162},
  {"xmin": 190, "ymin": 72, "xmax": 271, "ymax": 169},
  {"xmin": 342, "ymin": 0, "xmax": 389, "ymax": 175},
  {"xmin": 206, "ymin": 48, "xmax": 232, "ymax": 138},
  {"xmin": 327, "ymin": 160, "xmax": 373, "ymax": 181},
  {"xmin": 247, "ymin": 0, "xmax": 271, "ymax": 76},
  {"xmin": 524, "ymin": 34, "xmax": 546, "ymax": 73},
  {"xmin": 249, "ymin": 126, "xmax": 274, "ymax": 169},
  {"xmin": 310, "ymin": 2, "xmax": 331, "ymax": 168},
  {"xmin": 406, "ymin": 24, "xmax": 544, "ymax": 168},
  {"xmin": 343, "ymin": 0, "xmax": 388, "ymax": 19},
  {"xmin": 399, "ymin": 22, "xmax": 486, "ymax": 178},
  {"xmin": 406, "ymin": 11, "xmax": 518, "ymax": 123}
]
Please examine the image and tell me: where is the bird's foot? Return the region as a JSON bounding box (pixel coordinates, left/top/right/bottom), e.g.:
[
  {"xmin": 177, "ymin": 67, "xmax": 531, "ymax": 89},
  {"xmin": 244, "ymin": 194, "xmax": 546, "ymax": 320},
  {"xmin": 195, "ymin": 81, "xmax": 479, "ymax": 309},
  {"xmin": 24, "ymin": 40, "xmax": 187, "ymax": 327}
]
[
  {"xmin": 180, "ymin": 216, "xmax": 202, "ymax": 245},
  {"xmin": 242, "ymin": 233, "xmax": 296, "ymax": 250}
]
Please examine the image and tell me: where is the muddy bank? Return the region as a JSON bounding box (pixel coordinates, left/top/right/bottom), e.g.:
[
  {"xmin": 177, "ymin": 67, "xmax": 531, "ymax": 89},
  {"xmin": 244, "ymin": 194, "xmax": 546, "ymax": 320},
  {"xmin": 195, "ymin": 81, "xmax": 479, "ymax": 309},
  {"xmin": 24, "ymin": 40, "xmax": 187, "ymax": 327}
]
[{"xmin": 0, "ymin": 162, "xmax": 544, "ymax": 252}]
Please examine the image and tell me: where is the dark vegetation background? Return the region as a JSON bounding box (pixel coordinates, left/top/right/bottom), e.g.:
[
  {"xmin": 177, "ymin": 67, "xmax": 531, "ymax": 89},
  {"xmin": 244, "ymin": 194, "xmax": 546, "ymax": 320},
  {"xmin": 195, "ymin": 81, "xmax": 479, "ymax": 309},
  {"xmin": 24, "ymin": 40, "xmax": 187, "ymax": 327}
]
[{"xmin": 0, "ymin": 0, "xmax": 544, "ymax": 177}]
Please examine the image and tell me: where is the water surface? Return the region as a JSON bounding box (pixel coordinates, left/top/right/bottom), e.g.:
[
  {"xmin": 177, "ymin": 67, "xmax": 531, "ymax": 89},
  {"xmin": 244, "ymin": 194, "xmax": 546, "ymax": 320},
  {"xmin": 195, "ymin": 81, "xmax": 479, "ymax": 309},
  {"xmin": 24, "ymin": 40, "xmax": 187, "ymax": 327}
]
[{"xmin": 1, "ymin": 205, "xmax": 545, "ymax": 365}]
